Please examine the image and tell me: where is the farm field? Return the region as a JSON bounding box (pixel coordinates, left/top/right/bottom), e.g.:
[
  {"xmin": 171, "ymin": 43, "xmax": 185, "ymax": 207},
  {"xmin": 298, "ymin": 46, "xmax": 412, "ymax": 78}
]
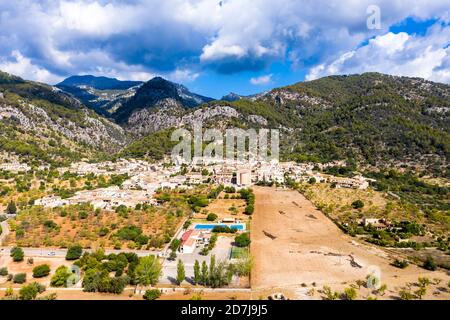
[{"xmin": 250, "ymin": 186, "xmax": 450, "ymax": 299}]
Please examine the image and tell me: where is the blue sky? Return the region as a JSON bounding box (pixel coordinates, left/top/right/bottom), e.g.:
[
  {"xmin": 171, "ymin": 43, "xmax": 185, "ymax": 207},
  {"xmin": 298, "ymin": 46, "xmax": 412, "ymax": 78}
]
[{"xmin": 0, "ymin": 1, "xmax": 448, "ymax": 98}]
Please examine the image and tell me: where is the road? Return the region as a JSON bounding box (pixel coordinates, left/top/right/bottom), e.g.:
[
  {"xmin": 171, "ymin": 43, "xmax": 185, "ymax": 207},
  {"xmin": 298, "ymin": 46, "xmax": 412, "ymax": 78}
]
[
  {"xmin": 0, "ymin": 246, "xmax": 161, "ymax": 258},
  {"xmin": 0, "ymin": 219, "xmax": 11, "ymax": 246}
]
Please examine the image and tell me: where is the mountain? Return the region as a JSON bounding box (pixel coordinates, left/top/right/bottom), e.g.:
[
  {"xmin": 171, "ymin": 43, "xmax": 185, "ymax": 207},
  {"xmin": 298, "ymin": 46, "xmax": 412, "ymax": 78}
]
[
  {"xmin": 56, "ymin": 75, "xmax": 143, "ymax": 116},
  {"xmin": 221, "ymin": 91, "xmax": 268, "ymax": 102},
  {"xmin": 57, "ymin": 75, "xmax": 142, "ymax": 90},
  {"xmin": 221, "ymin": 92, "xmax": 242, "ymax": 102},
  {"xmin": 125, "ymin": 73, "xmax": 449, "ymax": 173},
  {"xmin": 1, "ymin": 70, "xmax": 448, "ymax": 174},
  {"xmin": 113, "ymin": 76, "xmax": 214, "ymax": 133},
  {"xmin": 0, "ymin": 71, "xmax": 128, "ymax": 165},
  {"xmin": 254, "ymin": 73, "xmax": 449, "ymax": 170}
]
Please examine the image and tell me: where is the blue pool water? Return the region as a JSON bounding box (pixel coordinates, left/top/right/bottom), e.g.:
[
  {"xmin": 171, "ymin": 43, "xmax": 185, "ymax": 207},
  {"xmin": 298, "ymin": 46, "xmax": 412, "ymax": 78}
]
[{"xmin": 194, "ymin": 223, "xmax": 244, "ymax": 230}]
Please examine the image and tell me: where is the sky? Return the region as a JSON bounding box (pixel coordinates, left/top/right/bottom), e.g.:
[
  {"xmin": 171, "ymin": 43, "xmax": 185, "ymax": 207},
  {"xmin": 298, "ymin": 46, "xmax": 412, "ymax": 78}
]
[{"xmin": 0, "ymin": 0, "xmax": 448, "ymax": 98}]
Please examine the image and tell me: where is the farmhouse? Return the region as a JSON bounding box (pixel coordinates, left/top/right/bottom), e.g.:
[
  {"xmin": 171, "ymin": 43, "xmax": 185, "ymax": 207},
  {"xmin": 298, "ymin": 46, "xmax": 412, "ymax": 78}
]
[
  {"xmin": 180, "ymin": 229, "xmax": 211, "ymax": 254},
  {"xmin": 327, "ymin": 175, "xmax": 369, "ymax": 189}
]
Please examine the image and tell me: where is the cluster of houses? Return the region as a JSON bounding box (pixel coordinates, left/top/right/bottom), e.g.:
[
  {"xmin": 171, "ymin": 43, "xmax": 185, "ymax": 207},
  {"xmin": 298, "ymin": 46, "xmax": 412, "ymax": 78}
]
[
  {"xmin": 0, "ymin": 162, "xmax": 31, "ymax": 173},
  {"xmin": 59, "ymin": 159, "xmax": 154, "ymax": 176},
  {"xmin": 34, "ymin": 186, "xmax": 157, "ymax": 210},
  {"xmin": 3, "ymin": 156, "xmax": 375, "ymax": 212}
]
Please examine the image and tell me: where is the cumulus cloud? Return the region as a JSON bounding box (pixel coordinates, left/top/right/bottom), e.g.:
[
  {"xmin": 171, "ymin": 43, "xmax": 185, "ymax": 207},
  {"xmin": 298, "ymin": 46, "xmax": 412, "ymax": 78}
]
[
  {"xmin": 250, "ymin": 74, "xmax": 273, "ymax": 85},
  {"xmin": 306, "ymin": 21, "xmax": 450, "ymax": 83},
  {"xmin": 0, "ymin": 0, "xmax": 449, "ymax": 83},
  {"xmin": 0, "ymin": 51, "xmax": 63, "ymax": 84}
]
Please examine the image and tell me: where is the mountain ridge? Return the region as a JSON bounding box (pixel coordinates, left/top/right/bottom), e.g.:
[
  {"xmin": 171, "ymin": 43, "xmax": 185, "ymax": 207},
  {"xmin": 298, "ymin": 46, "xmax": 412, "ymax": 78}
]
[{"xmin": 1, "ymin": 70, "xmax": 448, "ymax": 173}]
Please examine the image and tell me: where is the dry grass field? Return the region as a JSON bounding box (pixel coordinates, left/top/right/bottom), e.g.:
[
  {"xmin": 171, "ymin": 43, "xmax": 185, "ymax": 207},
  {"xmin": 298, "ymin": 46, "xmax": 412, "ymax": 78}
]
[
  {"xmin": 250, "ymin": 186, "xmax": 450, "ymax": 299},
  {"xmin": 194, "ymin": 195, "xmax": 248, "ymax": 221},
  {"xmin": 0, "ymin": 256, "xmax": 72, "ymax": 288}
]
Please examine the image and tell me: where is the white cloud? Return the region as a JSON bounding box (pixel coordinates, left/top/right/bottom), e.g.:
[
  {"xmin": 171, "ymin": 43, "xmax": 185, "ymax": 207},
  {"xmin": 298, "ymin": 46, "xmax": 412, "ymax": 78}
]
[
  {"xmin": 0, "ymin": 51, "xmax": 63, "ymax": 84},
  {"xmin": 1, "ymin": 0, "xmax": 450, "ymax": 81},
  {"xmin": 250, "ymin": 74, "xmax": 273, "ymax": 85},
  {"xmin": 306, "ymin": 23, "xmax": 450, "ymax": 83},
  {"xmin": 168, "ymin": 69, "xmax": 200, "ymax": 82}
]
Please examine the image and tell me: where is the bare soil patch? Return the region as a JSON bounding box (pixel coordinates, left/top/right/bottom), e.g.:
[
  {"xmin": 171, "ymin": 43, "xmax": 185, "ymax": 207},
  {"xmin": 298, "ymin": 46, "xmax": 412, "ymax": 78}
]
[{"xmin": 250, "ymin": 186, "xmax": 450, "ymax": 298}]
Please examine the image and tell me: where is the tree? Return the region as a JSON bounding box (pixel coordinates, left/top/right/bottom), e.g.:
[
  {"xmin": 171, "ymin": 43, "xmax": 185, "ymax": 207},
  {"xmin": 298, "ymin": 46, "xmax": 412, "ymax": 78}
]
[
  {"xmin": 32, "ymin": 264, "xmax": 50, "ymax": 278},
  {"xmin": 10, "ymin": 247, "xmax": 24, "ymax": 262},
  {"xmin": 176, "ymin": 259, "xmax": 185, "ymax": 285},
  {"xmin": 6, "ymin": 201, "xmax": 17, "ymax": 215},
  {"xmin": 66, "ymin": 244, "xmax": 83, "ymax": 260},
  {"xmin": 351, "ymin": 200, "xmax": 364, "ymax": 209},
  {"xmin": 170, "ymin": 239, "xmax": 181, "ymax": 252},
  {"xmin": 207, "ymin": 213, "xmax": 218, "ymax": 221},
  {"xmin": 19, "ymin": 282, "xmax": 44, "ymax": 300},
  {"xmin": 193, "ymin": 260, "xmax": 201, "ymax": 285},
  {"xmin": 201, "ymin": 261, "xmax": 208, "ymax": 285},
  {"xmin": 169, "ymin": 251, "xmax": 177, "ymax": 261},
  {"xmin": 143, "ymin": 289, "xmax": 161, "ymax": 300},
  {"xmin": 135, "ymin": 255, "xmax": 162, "ymax": 290},
  {"xmin": 51, "ymin": 266, "xmax": 71, "ymax": 287},
  {"xmin": 234, "ymin": 233, "xmax": 251, "ymax": 247},
  {"xmin": 209, "ymin": 255, "xmax": 216, "ymax": 282}
]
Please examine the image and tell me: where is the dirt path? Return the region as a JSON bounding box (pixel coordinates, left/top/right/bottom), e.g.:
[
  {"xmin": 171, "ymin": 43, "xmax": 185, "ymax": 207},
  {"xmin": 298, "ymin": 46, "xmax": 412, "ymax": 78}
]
[{"xmin": 250, "ymin": 187, "xmax": 449, "ymax": 296}]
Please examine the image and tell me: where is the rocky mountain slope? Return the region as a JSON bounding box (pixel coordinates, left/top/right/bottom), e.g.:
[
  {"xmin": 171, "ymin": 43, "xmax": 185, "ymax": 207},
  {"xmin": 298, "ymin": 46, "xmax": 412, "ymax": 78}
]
[
  {"xmin": 113, "ymin": 77, "xmax": 214, "ymax": 128},
  {"xmin": 0, "ymin": 71, "xmax": 128, "ymax": 165},
  {"xmin": 0, "ymin": 70, "xmax": 448, "ymax": 173},
  {"xmin": 56, "ymin": 75, "xmax": 142, "ymax": 116},
  {"xmin": 125, "ymin": 73, "xmax": 449, "ymax": 173}
]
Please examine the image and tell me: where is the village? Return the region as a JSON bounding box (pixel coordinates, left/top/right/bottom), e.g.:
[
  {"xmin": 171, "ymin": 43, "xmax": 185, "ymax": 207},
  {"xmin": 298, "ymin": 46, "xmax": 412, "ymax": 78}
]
[
  {"xmin": 1, "ymin": 156, "xmax": 449, "ymax": 301},
  {"xmin": 28, "ymin": 157, "xmax": 372, "ymax": 210}
]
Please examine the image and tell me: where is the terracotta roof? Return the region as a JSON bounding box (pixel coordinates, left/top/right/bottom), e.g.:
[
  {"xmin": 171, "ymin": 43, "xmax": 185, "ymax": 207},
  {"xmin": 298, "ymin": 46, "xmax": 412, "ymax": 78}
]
[{"xmin": 181, "ymin": 230, "xmax": 193, "ymax": 244}]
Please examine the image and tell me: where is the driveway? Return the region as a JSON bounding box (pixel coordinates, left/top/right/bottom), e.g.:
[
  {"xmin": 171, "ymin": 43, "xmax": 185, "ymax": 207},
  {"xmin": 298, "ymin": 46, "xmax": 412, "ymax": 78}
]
[{"xmin": 160, "ymin": 236, "xmax": 232, "ymax": 285}]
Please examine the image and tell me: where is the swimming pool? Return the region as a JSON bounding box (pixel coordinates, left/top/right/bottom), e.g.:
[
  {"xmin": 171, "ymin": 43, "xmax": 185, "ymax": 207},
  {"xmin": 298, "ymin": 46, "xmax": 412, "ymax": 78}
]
[{"xmin": 194, "ymin": 223, "xmax": 245, "ymax": 230}]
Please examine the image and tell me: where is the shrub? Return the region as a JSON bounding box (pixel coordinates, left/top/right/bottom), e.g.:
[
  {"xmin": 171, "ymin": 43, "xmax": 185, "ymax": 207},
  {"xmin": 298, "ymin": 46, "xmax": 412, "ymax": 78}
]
[
  {"xmin": 143, "ymin": 289, "xmax": 161, "ymax": 300},
  {"xmin": 392, "ymin": 259, "xmax": 409, "ymax": 269},
  {"xmin": 234, "ymin": 233, "xmax": 251, "ymax": 247},
  {"xmin": 351, "ymin": 200, "xmax": 365, "ymax": 209},
  {"xmin": 0, "ymin": 267, "xmax": 8, "ymax": 276},
  {"xmin": 66, "ymin": 244, "xmax": 83, "ymax": 260},
  {"xmin": 32, "ymin": 264, "xmax": 51, "ymax": 278},
  {"xmin": 78, "ymin": 211, "xmax": 88, "ymax": 219},
  {"xmin": 116, "ymin": 225, "xmax": 143, "ymax": 241},
  {"xmin": 13, "ymin": 273, "xmax": 27, "ymax": 284},
  {"xmin": 244, "ymin": 204, "xmax": 254, "ymax": 215},
  {"xmin": 343, "ymin": 287, "xmax": 357, "ymax": 300},
  {"xmin": 98, "ymin": 227, "xmax": 109, "ymax": 237},
  {"xmin": 43, "ymin": 220, "xmax": 58, "ymax": 230},
  {"xmin": 10, "ymin": 247, "xmax": 24, "ymax": 262},
  {"xmin": 423, "ymin": 256, "xmax": 437, "ymax": 271},
  {"xmin": 207, "ymin": 213, "xmax": 218, "ymax": 221},
  {"xmin": 6, "ymin": 201, "xmax": 17, "ymax": 215}
]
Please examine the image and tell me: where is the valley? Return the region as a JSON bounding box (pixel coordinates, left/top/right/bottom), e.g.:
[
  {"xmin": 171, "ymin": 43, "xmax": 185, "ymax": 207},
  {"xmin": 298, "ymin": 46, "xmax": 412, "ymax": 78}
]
[{"xmin": 0, "ymin": 70, "xmax": 448, "ymax": 301}]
